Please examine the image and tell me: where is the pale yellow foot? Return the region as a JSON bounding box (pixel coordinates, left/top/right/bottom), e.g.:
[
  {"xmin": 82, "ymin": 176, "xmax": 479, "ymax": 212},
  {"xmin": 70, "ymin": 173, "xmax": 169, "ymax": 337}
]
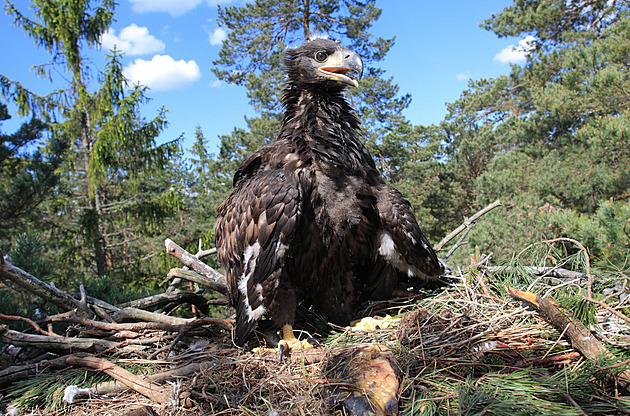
[{"xmin": 278, "ymin": 324, "xmax": 318, "ymax": 359}]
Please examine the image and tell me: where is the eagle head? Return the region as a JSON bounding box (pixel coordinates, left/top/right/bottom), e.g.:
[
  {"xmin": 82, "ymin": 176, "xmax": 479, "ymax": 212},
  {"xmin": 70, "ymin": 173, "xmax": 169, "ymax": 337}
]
[{"xmin": 285, "ymin": 39, "xmax": 363, "ymax": 89}]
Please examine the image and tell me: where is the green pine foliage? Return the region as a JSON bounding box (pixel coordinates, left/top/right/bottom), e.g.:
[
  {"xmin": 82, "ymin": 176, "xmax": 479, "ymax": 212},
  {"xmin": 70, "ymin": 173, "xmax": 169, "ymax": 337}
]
[
  {"xmin": 439, "ymin": 1, "xmax": 630, "ymax": 270},
  {"xmin": 1, "ymin": 1, "xmax": 184, "ymax": 293}
]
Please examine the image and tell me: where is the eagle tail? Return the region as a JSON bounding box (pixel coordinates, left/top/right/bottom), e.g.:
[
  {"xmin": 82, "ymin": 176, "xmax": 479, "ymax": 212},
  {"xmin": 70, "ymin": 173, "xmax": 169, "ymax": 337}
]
[{"xmin": 233, "ymin": 299, "xmax": 259, "ymax": 346}]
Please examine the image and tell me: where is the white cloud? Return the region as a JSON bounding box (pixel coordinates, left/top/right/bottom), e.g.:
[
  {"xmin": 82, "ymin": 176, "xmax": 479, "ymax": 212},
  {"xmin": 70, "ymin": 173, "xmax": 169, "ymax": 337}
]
[
  {"xmin": 123, "ymin": 55, "xmax": 201, "ymax": 91},
  {"xmin": 210, "ymin": 79, "xmax": 224, "ymax": 88},
  {"xmin": 101, "ymin": 24, "xmax": 165, "ymax": 55},
  {"xmin": 493, "ymin": 35, "xmax": 536, "ymax": 65},
  {"xmin": 455, "ymin": 73, "xmax": 470, "ymax": 81},
  {"xmin": 130, "ymin": 0, "xmax": 234, "ymax": 16},
  {"xmin": 209, "ymin": 28, "xmax": 227, "ymax": 46}
]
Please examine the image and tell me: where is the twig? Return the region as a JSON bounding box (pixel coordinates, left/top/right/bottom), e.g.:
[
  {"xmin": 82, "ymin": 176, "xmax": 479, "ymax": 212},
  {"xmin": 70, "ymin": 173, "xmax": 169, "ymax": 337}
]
[
  {"xmin": 66, "ymin": 355, "xmax": 170, "ymax": 404},
  {"xmin": 584, "ymin": 297, "xmax": 630, "ymax": 325},
  {"xmin": 0, "ymin": 256, "xmax": 92, "ymax": 317},
  {"xmin": 0, "ymin": 313, "xmax": 51, "ymax": 335},
  {"xmin": 435, "ymin": 200, "xmax": 502, "ymax": 251},
  {"xmin": 165, "ymin": 239, "xmax": 228, "ymax": 294}
]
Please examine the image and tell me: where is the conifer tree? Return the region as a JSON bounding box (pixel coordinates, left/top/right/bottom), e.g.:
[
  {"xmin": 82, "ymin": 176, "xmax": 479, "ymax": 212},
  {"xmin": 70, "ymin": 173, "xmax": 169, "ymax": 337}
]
[
  {"xmin": 0, "ymin": 103, "xmax": 64, "ymax": 245},
  {"xmin": 441, "ymin": 0, "xmax": 630, "ymax": 264},
  {"xmin": 1, "ymin": 0, "xmax": 181, "ymax": 284}
]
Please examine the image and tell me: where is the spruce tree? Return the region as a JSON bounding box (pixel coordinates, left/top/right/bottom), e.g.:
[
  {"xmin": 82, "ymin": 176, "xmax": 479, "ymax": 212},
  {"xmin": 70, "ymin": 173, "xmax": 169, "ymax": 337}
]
[{"xmin": 1, "ymin": 0, "xmax": 181, "ymax": 286}]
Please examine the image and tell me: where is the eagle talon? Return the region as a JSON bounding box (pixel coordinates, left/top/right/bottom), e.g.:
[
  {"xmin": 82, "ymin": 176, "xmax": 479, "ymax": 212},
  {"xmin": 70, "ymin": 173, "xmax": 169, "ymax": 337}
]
[{"xmin": 276, "ymin": 324, "xmax": 318, "ymax": 359}]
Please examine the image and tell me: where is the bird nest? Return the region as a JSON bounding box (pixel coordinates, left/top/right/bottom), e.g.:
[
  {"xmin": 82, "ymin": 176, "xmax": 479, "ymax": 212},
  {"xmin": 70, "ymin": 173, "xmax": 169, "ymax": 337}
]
[
  {"xmin": 4, "ymin": 266, "xmax": 629, "ymax": 416},
  {"xmin": 1, "ymin": 234, "xmax": 629, "ymax": 415}
]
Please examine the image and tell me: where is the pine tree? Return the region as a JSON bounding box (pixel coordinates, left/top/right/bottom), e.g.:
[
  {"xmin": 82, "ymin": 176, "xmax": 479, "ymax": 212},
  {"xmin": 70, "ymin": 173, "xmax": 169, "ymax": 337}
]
[{"xmin": 441, "ymin": 0, "xmax": 630, "ymax": 265}]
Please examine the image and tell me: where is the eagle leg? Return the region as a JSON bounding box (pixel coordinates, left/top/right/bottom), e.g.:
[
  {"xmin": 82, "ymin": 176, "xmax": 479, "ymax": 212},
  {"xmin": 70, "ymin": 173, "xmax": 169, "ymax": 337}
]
[{"xmin": 278, "ymin": 324, "xmax": 320, "ymax": 360}]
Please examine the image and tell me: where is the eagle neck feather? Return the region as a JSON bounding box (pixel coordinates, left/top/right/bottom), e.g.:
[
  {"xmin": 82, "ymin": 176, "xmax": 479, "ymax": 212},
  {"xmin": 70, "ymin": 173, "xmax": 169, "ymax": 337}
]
[{"xmin": 280, "ymin": 86, "xmax": 370, "ymax": 174}]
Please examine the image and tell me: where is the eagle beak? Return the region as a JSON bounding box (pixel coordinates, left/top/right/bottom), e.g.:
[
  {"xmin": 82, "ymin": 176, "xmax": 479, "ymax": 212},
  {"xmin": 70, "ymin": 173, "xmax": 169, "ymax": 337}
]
[{"xmin": 318, "ymin": 51, "xmax": 363, "ymax": 87}]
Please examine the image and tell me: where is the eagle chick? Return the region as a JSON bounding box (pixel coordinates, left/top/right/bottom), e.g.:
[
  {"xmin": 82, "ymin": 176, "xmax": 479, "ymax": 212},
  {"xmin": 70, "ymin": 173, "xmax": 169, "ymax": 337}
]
[{"xmin": 215, "ymin": 39, "xmax": 444, "ymax": 348}]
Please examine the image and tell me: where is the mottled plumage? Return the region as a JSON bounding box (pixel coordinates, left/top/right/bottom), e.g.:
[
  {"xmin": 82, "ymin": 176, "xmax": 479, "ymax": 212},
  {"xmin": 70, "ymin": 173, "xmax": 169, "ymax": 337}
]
[{"xmin": 215, "ymin": 39, "xmax": 444, "ymax": 346}]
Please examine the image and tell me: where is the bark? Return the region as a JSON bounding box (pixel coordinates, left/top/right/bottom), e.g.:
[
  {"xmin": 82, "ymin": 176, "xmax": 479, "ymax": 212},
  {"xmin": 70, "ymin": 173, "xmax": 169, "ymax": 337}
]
[
  {"xmin": 0, "ymin": 325, "xmax": 120, "ymax": 352},
  {"xmin": 66, "ymin": 355, "xmax": 170, "ymax": 404},
  {"xmin": 508, "ymin": 288, "xmax": 630, "ymax": 389},
  {"xmin": 164, "ymin": 239, "xmax": 228, "ymax": 294}
]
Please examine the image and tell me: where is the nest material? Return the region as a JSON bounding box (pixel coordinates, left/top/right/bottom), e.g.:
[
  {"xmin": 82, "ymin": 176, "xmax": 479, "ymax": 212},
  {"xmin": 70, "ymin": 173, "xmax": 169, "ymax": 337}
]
[{"xmin": 2, "ymin": 263, "xmax": 629, "ymax": 415}]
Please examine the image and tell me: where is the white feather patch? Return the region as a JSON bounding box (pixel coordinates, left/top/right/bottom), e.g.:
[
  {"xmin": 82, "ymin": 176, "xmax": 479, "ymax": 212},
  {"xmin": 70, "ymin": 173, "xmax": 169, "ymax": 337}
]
[
  {"xmin": 239, "ymin": 243, "xmax": 266, "ymax": 321},
  {"xmin": 378, "ymin": 232, "xmax": 422, "ymax": 278}
]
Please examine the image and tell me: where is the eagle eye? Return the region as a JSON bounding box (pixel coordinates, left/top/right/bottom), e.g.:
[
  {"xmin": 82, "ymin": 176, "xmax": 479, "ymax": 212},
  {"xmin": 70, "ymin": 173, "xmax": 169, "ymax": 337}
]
[{"xmin": 314, "ymin": 51, "xmax": 328, "ymax": 62}]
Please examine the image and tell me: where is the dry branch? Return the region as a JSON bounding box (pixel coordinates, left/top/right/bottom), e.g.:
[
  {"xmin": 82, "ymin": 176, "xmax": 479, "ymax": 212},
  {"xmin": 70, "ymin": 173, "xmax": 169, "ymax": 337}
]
[
  {"xmin": 0, "ymin": 355, "xmax": 69, "ymax": 387},
  {"xmin": 92, "ymin": 361, "xmax": 213, "ymax": 396},
  {"xmin": 0, "ymin": 255, "xmax": 92, "ymax": 317},
  {"xmin": 66, "ymin": 355, "xmax": 171, "ymax": 404},
  {"xmin": 0, "ymin": 325, "xmax": 120, "ymax": 352},
  {"xmin": 117, "ymin": 289, "xmax": 209, "ymax": 312},
  {"xmin": 508, "ymin": 287, "xmax": 630, "ymax": 389},
  {"xmin": 485, "ymin": 266, "xmax": 589, "ymax": 282},
  {"xmin": 164, "ymin": 239, "xmax": 228, "ymax": 294},
  {"xmin": 166, "ymin": 268, "xmax": 228, "ymax": 295},
  {"xmin": 43, "ymin": 310, "xmax": 233, "ymax": 333},
  {"xmin": 435, "ymin": 199, "xmax": 502, "ymax": 251}
]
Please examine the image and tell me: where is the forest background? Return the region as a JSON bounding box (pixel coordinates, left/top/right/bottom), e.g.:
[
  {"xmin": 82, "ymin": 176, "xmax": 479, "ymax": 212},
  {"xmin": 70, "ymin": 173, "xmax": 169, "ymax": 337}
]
[{"xmin": 0, "ymin": 0, "xmax": 628, "ymax": 318}]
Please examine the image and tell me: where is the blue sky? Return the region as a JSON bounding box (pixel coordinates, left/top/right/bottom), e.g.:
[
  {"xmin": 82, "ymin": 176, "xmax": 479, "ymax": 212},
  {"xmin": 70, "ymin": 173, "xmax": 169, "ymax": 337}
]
[{"xmin": 0, "ymin": 0, "xmax": 529, "ymax": 154}]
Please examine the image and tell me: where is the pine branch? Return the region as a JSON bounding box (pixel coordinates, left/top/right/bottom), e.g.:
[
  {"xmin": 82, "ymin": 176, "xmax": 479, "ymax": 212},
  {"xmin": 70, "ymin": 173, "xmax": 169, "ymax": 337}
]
[{"xmin": 508, "ymin": 287, "xmax": 630, "ymax": 390}]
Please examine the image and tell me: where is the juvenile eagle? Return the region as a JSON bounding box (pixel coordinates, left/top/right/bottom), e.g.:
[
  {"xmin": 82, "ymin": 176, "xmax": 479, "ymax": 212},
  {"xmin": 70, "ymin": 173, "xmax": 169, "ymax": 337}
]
[{"xmin": 215, "ymin": 39, "xmax": 444, "ymax": 349}]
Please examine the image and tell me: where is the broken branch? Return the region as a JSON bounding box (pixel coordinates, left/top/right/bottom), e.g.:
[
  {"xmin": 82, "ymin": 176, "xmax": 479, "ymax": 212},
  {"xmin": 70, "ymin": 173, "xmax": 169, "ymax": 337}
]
[
  {"xmin": 164, "ymin": 239, "xmax": 228, "ymax": 294},
  {"xmin": 66, "ymin": 355, "xmax": 170, "ymax": 404},
  {"xmin": 508, "ymin": 287, "xmax": 630, "ymax": 389}
]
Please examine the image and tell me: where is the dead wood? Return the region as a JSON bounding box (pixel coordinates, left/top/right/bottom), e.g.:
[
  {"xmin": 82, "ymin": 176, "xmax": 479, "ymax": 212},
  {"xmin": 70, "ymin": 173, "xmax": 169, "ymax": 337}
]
[
  {"xmin": 0, "ymin": 325, "xmax": 120, "ymax": 353},
  {"xmin": 0, "ymin": 354, "xmax": 69, "ymax": 387},
  {"xmin": 117, "ymin": 289, "xmax": 209, "ymax": 313},
  {"xmin": 0, "ymin": 313, "xmax": 50, "ymax": 335},
  {"xmin": 66, "ymin": 355, "xmax": 171, "ymax": 404},
  {"xmin": 164, "ymin": 239, "xmax": 228, "ymax": 294},
  {"xmin": 508, "ymin": 287, "xmax": 630, "ymax": 389},
  {"xmin": 434, "ymin": 199, "xmax": 502, "ymax": 252},
  {"xmin": 92, "ymin": 361, "xmax": 213, "ymax": 396},
  {"xmin": 42, "ymin": 310, "xmax": 233, "ymax": 334},
  {"xmin": 486, "ymin": 266, "xmax": 589, "ymax": 282},
  {"xmin": 0, "ymin": 255, "xmax": 92, "ymax": 317}
]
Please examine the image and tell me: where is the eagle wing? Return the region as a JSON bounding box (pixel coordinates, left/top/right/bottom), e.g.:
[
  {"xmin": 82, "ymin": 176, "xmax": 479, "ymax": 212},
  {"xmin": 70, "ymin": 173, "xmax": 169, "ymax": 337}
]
[
  {"xmin": 374, "ymin": 185, "xmax": 444, "ymax": 286},
  {"xmin": 215, "ymin": 168, "xmax": 301, "ymax": 345}
]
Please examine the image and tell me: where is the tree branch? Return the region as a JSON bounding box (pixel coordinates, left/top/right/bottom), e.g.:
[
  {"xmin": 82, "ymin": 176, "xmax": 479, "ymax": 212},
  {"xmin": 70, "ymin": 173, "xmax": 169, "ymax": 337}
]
[
  {"xmin": 508, "ymin": 288, "xmax": 630, "ymax": 389},
  {"xmin": 164, "ymin": 239, "xmax": 228, "ymax": 294},
  {"xmin": 0, "ymin": 253, "xmax": 92, "ymax": 317},
  {"xmin": 435, "ymin": 200, "xmax": 502, "ymax": 251},
  {"xmin": 66, "ymin": 355, "xmax": 170, "ymax": 404}
]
